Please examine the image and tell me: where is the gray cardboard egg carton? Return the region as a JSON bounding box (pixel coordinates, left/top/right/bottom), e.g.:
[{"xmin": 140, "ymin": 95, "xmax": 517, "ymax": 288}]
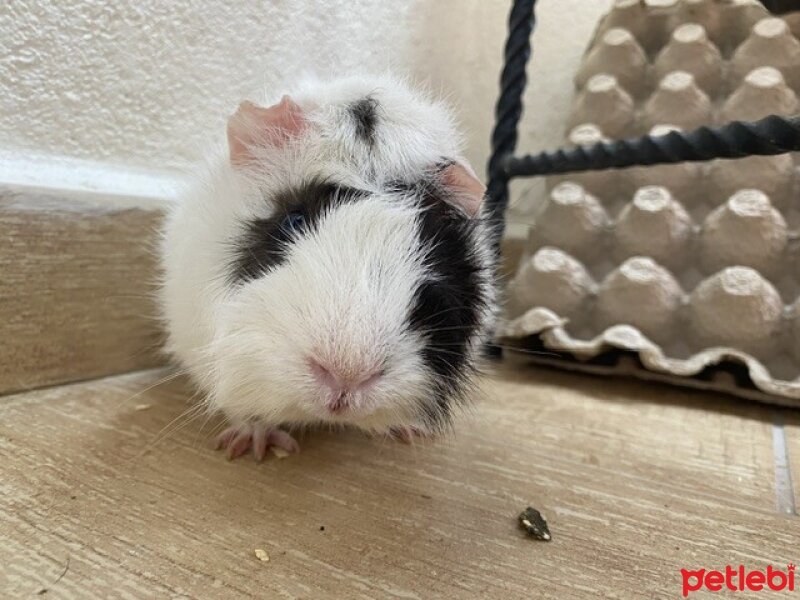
[{"xmin": 499, "ymin": 0, "xmax": 800, "ymax": 407}]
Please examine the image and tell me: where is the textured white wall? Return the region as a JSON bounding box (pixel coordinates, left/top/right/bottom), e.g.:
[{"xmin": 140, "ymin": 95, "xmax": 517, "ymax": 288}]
[{"xmin": 0, "ymin": 0, "xmax": 610, "ymax": 198}]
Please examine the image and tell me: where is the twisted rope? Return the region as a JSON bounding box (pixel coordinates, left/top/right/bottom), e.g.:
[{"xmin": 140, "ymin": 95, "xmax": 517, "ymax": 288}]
[
  {"xmin": 504, "ymin": 115, "xmax": 800, "ymax": 178},
  {"xmin": 485, "ymin": 0, "xmax": 537, "ymax": 249},
  {"xmin": 759, "ymin": 0, "xmax": 797, "ymax": 14}
]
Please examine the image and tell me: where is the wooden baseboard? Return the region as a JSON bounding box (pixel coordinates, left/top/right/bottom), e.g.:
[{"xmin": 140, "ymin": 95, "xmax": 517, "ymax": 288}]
[{"xmin": 0, "ymin": 188, "xmax": 166, "ymax": 395}]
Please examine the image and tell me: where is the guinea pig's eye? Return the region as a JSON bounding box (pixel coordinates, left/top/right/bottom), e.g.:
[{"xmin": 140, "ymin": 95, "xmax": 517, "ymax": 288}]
[{"xmin": 280, "ymin": 212, "xmax": 306, "ymax": 233}]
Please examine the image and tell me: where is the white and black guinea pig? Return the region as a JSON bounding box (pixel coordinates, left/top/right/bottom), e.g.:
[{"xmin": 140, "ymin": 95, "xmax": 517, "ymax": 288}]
[{"xmin": 159, "ymin": 74, "xmax": 497, "ymax": 459}]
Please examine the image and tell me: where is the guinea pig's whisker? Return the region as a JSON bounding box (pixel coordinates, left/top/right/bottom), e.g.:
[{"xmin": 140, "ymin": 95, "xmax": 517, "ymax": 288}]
[
  {"xmin": 415, "ymin": 324, "xmax": 495, "ymax": 334},
  {"xmin": 474, "ymin": 216, "xmax": 537, "ymax": 228},
  {"xmin": 204, "ymin": 419, "xmax": 234, "ymax": 445},
  {"xmin": 191, "ymin": 395, "xmax": 223, "ymax": 448},
  {"xmin": 427, "ymin": 346, "xmax": 471, "ymax": 359},
  {"xmin": 490, "ymin": 344, "xmax": 564, "ymax": 358},
  {"xmin": 157, "ymin": 403, "xmax": 208, "ymax": 442},
  {"xmin": 113, "ymin": 368, "xmax": 189, "ymax": 410},
  {"xmin": 424, "ymin": 343, "xmax": 489, "ymax": 351},
  {"xmin": 128, "ymin": 340, "xmax": 172, "ymax": 363},
  {"xmin": 428, "ymin": 352, "xmax": 459, "ymax": 375},
  {"xmin": 158, "ymin": 402, "xmax": 207, "ymax": 439},
  {"xmin": 422, "ymin": 341, "xmax": 562, "ymax": 361},
  {"xmin": 132, "ymin": 402, "xmax": 209, "ymax": 461},
  {"xmin": 430, "ymin": 340, "xmax": 562, "ymax": 359},
  {"xmin": 413, "ymin": 303, "xmax": 479, "ymax": 324},
  {"xmin": 425, "ymin": 372, "xmax": 472, "ymax": 390}
]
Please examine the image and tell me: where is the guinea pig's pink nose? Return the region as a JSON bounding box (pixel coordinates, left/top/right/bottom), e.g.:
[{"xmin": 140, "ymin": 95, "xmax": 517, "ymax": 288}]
[{"xmin": 307, "ymin": 358, "xmax": 383, "ymax": 413}]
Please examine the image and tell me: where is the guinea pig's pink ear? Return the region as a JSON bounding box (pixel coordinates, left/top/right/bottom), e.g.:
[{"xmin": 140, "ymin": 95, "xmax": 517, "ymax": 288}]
[
  {"xmin": 226, "ymin": 96, "xmax": 306, "ymax": 166},
  {"xmin": 438, "ymin": 161, "xmax": 486, "ymax": 217}
]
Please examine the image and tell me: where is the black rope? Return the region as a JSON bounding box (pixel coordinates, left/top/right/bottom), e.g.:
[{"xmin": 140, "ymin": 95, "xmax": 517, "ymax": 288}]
[
  {"xmin": 485, "ymin": 0, "xmax": 537, "ymax": 252},
  {"xmin": 503, "ymin": 114, "xmax": 800, "ymax": 178},
  {"xmin": 759, "ymin": 0, "xmax": 797, "ymax": 14}
]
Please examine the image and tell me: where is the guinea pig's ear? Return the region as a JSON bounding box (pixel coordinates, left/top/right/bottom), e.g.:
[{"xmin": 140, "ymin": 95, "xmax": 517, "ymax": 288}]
[
  {"xmin": 438, "ymin": 161, "xmax": 486, "ymax": 218},
  {"xmin": 226, "ymin": 96, "xmax": 306, "ymax": 166}
]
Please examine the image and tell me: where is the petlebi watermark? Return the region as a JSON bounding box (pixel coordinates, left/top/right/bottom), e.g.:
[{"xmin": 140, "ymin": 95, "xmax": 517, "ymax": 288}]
[{"xmin": 681, "ymin": 564, "xmax": 796, "ymax": 597}]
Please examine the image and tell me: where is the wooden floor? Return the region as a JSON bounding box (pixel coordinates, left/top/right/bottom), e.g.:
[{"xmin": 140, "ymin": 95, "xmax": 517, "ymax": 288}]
[{"xmin": 1, "ymin": 364, "xmax": 798, "ymax": 599}]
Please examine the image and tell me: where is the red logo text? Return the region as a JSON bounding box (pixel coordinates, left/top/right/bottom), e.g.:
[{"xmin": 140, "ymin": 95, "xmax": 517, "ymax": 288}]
[{"xmin": 681, "ymin": 565, "xmax": 795, "ymax": 597}]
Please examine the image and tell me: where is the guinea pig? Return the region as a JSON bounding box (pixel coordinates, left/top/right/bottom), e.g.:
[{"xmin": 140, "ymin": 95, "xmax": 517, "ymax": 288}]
[{"xmin": 159, "ymin": 74, "xmax": 497, "ymax": 459}]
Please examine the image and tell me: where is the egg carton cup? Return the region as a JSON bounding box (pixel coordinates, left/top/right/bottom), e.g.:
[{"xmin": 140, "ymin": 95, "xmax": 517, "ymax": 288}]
[{"xmin": 501, "ymin": 0, "xmax": 800, "ymax": 406}]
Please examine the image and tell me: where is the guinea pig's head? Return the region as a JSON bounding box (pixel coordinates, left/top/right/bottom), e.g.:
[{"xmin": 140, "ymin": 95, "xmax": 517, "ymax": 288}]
[{"xmin": 210, "ymin": 76, "xmax": 496, "ymax": 434}]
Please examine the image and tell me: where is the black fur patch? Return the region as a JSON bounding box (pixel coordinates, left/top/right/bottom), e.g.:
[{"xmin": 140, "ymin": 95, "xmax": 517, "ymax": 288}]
[
  {"xmin": 403, "ymin": 179, "xmax": 489, "ymax": 428},
  {"xmin": 231, "ymin": 179, "xmax": 367, "ymax": 283},
  {"xmin": 349, "ymin": 97, "xmax": 379, "ymax": 146}
]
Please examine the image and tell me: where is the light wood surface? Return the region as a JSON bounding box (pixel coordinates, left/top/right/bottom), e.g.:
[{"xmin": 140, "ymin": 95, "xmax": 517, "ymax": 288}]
[
  {"xmin": 1, "ymin": 363, "xmax": 796, "ymax": 599},
  {"xmin": 787, "ymin": 423, "xmax": 800, "ymax": 513},
  {"xmin": 0, "ymin": 190, "xmax": 165, "ymax": 395}
]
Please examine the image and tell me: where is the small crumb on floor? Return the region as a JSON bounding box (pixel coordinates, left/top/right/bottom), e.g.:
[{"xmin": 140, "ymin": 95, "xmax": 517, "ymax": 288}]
[
  {"xmin": 254, "ymin": 548, "xmax": 270, "ymax": 562},
  {"xmin": 518, "ymin": 506, "xmax": 551, "ymax": 541},
  {"xmin": 319, "ymin": 525, "xmax": 325, "ymax": 531},
  {"xmin": 134, "ymin": 404, "xmax": 151, "ymax": 411},
  {"xmin": 270, "ymin": 447, "xmax": 290, "ymax": 459}
]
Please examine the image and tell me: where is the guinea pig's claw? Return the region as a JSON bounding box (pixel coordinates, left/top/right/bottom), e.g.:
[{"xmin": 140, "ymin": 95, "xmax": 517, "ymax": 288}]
[
  {"xmin": 251, "ymin": 427, "xmax": 268, "ymax": 462},
  {"xmin": 267, "ymin": 429, "xmax": 300, "ymax": 454},
  {"xmin": 215, "ymin": 425, "xmax": 299, "ymax": 461},
  {"xmin": 229, "ymin": 430, "xmax": 255, "ymax": 460}
]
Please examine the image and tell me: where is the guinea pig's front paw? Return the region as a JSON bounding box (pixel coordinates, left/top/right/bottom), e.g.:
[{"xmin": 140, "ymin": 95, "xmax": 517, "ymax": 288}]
[{"xmin": 214, "ymin": 423, "xmax": 299, "ymax": 461}]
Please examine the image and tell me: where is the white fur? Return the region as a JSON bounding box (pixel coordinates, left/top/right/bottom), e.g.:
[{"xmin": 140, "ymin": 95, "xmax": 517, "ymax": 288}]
[{"xmin": 159, "ymin": 74, "xmax": 493, "ymax": 433}]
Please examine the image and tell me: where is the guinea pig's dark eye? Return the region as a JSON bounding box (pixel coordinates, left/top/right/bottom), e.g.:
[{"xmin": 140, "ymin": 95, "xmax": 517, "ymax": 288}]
[{"xmin": 280, "ymin": 212, "xmax": 306, "ymax": 234}]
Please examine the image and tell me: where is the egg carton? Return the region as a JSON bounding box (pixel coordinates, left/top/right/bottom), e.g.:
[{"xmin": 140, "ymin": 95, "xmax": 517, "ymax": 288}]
[{"xmin": 500, "ymin": 0, "xmax": 800, "ymax": 407}]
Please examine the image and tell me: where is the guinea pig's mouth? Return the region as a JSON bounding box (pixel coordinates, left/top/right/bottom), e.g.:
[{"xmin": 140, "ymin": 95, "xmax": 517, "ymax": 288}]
[
  {"xmin": 305, "ymin": 357, "xmax": 384, "ymax": 418},
  {"xmin": 316, "ymin": 386, "xmax": 381, "ymax": 420}
]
